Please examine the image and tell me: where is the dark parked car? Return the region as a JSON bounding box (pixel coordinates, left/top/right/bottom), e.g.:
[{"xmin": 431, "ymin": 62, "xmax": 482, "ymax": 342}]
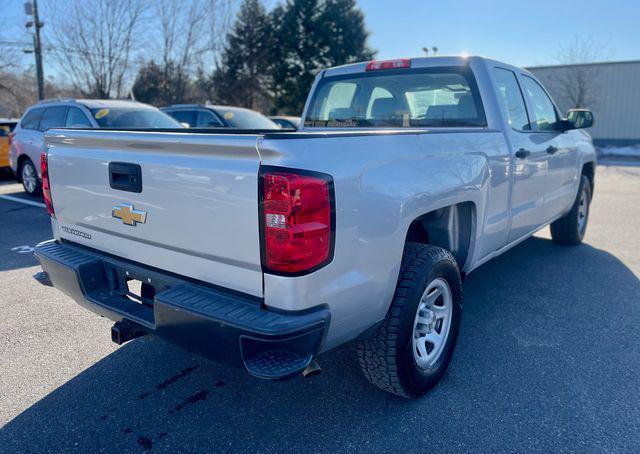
[
  {"xmin": 161, "ymin": 104, "xmax": 280, "ymax": 130},
  {"xmin": 269, "ymin": 116, "xmax": 301, "ymax": 129}
]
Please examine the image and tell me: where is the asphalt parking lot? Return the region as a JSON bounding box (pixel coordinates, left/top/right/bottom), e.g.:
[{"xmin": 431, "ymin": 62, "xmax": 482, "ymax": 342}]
[{"xmin": 0, "ymin": 160, "xmax": 639, "ymax": 452}]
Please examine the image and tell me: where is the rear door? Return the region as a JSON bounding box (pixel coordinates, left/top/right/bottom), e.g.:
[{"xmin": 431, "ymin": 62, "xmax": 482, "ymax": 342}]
[
  {"xmin": 46, "ymin": 130, "xmax": 264, "ymax": 297},
  {"xmin": 15, "ymin": 107, "xmax": 45, "ymax": 173},
  {"xmin": 33, "ymin": 106, "xmax": 69, "ymax": 176},
  {"xmin": 492, "ymin": 67, "xmax": 550, "ymax": 243}
]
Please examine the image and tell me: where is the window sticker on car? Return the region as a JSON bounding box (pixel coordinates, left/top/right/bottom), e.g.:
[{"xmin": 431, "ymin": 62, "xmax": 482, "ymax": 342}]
[
  {"xmin": 223, "ymin": 111, "xmax": 234, "ymax": 120},
  {"xmin": 94, "ymin": 108, "xmax": 109, "ymax": 119}
]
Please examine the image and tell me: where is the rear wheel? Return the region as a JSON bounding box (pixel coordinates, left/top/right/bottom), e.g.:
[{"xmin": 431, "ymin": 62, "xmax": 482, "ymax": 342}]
[
  {"xmin": 357, "ymin": 243, "xmax": 463, "ymax": 398},
  {"xmin": 550, "ymin": 174, "xmax": 591, "ymax": 245},
  {"xmin": 20, "ymin": 159, "xmax": 42, "ymax": 196}
]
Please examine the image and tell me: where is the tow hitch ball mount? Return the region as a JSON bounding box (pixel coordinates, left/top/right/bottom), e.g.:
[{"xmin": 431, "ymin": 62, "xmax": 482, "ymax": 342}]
[{"xmin": 111, "ymin": 320, "xmax": 146, "ymax": 345}]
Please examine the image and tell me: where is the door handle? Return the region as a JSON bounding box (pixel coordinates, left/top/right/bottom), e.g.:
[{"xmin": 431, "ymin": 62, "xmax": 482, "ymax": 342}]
[
  {"xmin": 546, "ymin": 146, "xmax": 558, "ymax": 154},
  {"xmin": 109, "ymin": 162, "xmax": 142, "ymax": 193},
  {"xmin": 515, "ymin": 148, "xmax": 531, "ymax": 159}
]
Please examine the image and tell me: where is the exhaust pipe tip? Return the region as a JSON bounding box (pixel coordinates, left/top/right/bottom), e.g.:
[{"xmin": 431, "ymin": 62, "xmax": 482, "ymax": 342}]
[{"xmin": 302, "ymin": 359, "xmax": 322, "ymax": 378}]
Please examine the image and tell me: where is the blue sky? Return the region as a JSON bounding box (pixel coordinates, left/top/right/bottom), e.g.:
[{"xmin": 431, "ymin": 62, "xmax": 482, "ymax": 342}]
[
  {"xmin": 358, "ymin": 0, "xmax": 639, "ymax": 66},
  {"xmin": 3, "ymin": 0, "xmax": 638, "ymax": 71}
]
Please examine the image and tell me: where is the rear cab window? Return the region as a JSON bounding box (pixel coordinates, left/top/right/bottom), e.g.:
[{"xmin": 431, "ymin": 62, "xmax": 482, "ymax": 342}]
[{"xmin": 305, "ymin": 66, "xmax": 486, "ymax": 128}]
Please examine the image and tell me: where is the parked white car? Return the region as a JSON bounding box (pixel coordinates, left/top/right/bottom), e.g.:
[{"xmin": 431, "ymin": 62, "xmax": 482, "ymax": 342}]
[
  {"xmin": 34, "ymin": 57, "xmax": 596, "ymax": 397},
  {"xmin": 9, "ymin": 99, "xmax": 182, "ymax": 195}
]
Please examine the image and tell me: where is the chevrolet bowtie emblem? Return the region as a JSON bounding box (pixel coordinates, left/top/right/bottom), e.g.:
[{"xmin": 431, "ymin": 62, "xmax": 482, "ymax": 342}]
[{"xmin": 112, "ymin": 203, "xmax": 147, "ymax": 226}]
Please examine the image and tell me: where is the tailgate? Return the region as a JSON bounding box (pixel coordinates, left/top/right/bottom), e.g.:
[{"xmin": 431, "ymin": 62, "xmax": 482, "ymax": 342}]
[{"xmin": 45, "ymin": 130, "xmax": 263, "ymax": 297}]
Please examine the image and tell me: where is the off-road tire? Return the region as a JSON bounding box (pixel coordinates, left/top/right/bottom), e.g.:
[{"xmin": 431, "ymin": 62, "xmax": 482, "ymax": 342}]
[
  {"xmin": 550, "ymin": 174, "xmax": 591, "ymax": 245},
  {"xmin": 357, "ymin": 243, "xmax": 463, "ymax": 398}
]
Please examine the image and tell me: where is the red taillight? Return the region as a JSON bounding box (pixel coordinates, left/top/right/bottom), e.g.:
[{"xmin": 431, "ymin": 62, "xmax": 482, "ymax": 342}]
[
  {"xmin": 260, "ymin": 168, "xmax": 334, "ymax": 275},
  {"xmin": 365, "ymin": 58, "xmax": 411, "ymax": 71},
  {"xmin": 40, "ymin": 151, "xmax": 54, "ymax": 217},
  {"xmin": 8, "ymin": 132, "xmax": 13, "ymax": 146}
]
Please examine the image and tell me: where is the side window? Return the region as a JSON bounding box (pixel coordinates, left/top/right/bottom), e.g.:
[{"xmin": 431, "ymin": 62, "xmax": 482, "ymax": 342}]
[
  {"xmin": 493, "ymin": 68, "xmax": 530, "ymax": 131},
  {"xmin": 197, "ymin": 110, "xmax": 223, "ymax": 127},
  {"xmin": 21, "ymin": 108, "xmax": 44, "ymax": 130},
  {"xmin": 521, "ymin": 76, "xmax": 558, "ymax": 131},
  {"xmin": 65, "ymin": 107, "xmax": 92, "ymax": 127},
  {"xmin": 171, "ymin": 110, "xmax": 198, "ymax": 127},
  {"xmin": 39, "ymin": 106, "xmax": 68, "ymax": 131}
]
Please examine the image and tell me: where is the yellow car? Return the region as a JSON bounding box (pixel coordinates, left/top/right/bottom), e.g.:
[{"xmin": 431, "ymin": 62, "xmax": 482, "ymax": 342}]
[{"xmin": 0, "ymin": 119, "xmax": 19, "ymax": 170}]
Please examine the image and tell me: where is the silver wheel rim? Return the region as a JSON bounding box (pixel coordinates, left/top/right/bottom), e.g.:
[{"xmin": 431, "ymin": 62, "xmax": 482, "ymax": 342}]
[
  {"xmin": 577, "ymin": 186, "xmax": 589, "ymax": 233},
  {"xmin": 22, "ymin": 163, "xmax": 36, "ymax": 193},
  {"xmin": 412, "ymin": 277, "xmax": 453, "ymax": 369}
]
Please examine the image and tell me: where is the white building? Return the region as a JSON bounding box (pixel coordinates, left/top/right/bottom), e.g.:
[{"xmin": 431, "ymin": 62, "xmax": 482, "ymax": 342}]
[{"xmin": 528, "ymin": 60, "xmax": 640, "ymax": 147}]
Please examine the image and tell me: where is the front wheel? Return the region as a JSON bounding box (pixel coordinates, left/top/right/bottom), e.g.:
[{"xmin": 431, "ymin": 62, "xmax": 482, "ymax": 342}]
[
  {"xmin": 357, "ymin": 243, "xmax": 463, "ymax": 398},
  {"xmin": 550, "ymin": 174, "xmax": 591, "ymax": 245},
  {"xmin": 20, "ymin": 159, "xmax": 42, "ymax": 196}
]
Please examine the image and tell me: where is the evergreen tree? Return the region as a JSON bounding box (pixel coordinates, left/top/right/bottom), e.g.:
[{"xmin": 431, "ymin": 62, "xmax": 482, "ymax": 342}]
[
  {"xmin": 213, "ymin": 0, "xmax": 273, "ymax": 111},
  {"xmin": 132, "ymin": 61, "xmax": 165, "ymax": 105},
  {"xmin": 270, "ymin": 0, "xmax": 375, "ymax": 115},
  {"xmin": 132, "ymin": 60, "xmax": 194, "ymax": 106}
]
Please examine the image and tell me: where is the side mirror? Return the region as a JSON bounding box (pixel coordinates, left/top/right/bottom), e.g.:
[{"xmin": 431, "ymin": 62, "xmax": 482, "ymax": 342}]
[
  {"xmin": 565, "ymin": 109, "xmax": 593, "ymax": 130},
  {"xmin": 179, "ymin": 122, "xmax": 190, "ymax": 128}
]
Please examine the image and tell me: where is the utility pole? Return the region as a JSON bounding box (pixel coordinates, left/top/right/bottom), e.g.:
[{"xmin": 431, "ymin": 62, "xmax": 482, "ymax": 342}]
[{"xmin": 25, "ymin": 1, "xmax": 45, "ymax": 100}]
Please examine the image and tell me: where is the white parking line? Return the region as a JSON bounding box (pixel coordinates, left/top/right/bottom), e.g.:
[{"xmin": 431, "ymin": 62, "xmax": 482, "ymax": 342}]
[{"xmin": 0, "ymin": 194, "xmax": 46, "ymax": 208}]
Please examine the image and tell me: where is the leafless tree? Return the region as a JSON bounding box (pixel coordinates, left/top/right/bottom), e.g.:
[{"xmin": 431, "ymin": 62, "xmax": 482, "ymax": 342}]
[
  {"xmin": 152, "ymin": 0, "xmax": 214, "ymax": 102},
  {"xmin": 0, "ymin": 0, "xmax": 27, "ymax": 111},
  {"xmin": 550, "ymin": 36, "xmax": 611, "ymax": 110},
  {"xmin": 133, "ymin": 0, "xmax": 235, "ymax": 104},
  {"xmin": 46, "ymin": 0, "xmax": 147, "ymax": 98},
  {"xmin": 0, "ymin": 71, "xmax": 81, "ymax": 117},
  {"xmin": 204, "ymin": 0, "xmax": 237, "ymax": 69}
]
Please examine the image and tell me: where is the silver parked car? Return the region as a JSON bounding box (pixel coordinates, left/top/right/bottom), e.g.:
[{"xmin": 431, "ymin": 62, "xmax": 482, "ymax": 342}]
[{"xmin": 9, "ymin": 99, "xmax": 182, "ymax": 195}]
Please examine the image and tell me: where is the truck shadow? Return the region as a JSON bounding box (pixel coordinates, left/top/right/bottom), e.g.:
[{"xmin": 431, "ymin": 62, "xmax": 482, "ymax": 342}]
[
  {"xmin": 2, "ymin": 236, "xmax": 639, "ymax": 452},
  {"xmin": 0, "ymin": 190, "xmax": 50, "ymax": 272}
]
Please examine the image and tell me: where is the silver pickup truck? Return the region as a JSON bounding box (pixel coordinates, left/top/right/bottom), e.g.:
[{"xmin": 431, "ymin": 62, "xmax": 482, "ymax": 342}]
[{"xmin": 34, "ymin": 56, "xmax": 596, "ymax": 398}]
